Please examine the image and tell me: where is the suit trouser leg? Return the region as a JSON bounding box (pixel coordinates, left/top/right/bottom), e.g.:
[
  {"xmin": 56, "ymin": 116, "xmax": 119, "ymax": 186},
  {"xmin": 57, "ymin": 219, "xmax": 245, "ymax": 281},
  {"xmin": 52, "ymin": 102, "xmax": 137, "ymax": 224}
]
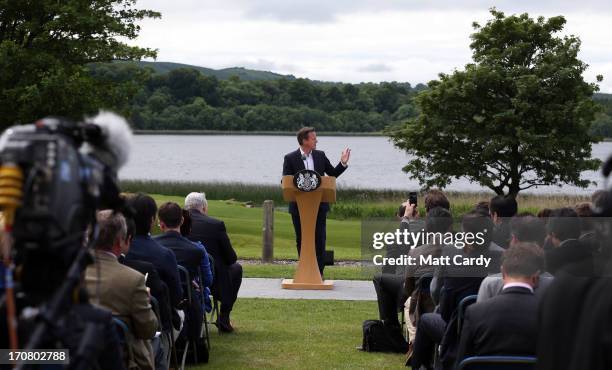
[
  {"xmin": 220, "ymin": 263, "xmax": 243, "ymax": 313},
  {"xmin": 291, "ymin": 212, "xmax": 301, "ymax": 256},
  {"xmin": 315, "ymin": 209, "xmax": 327, "ymax": 275},
  {"xmin": 411, "ymin": 313, "xmax": 446, "ymax": 370},
  {"xmin": 373, "ymin": 273, "xmax": 405, "ymax": 327}
]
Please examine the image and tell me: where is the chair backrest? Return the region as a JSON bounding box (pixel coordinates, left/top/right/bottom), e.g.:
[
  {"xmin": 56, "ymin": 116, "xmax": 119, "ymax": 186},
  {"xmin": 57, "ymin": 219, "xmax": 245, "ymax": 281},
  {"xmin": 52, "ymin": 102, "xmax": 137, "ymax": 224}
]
[
  {"xmin": 112, "ymin": 316, "xmax": 132, "ymax": 368},
  {"xmin": 457, "ymin": 294, "xmax": 478, "ymax": 335},
  {"xmin": 150, "ymin": 295, "xmax": 162, "ymax": 327},
  {"xmin": 417, "ymin": 273, "xmax": 434, "ymax": 294},
  {"xmin": 177, "ymin": 265, "xmax": 192, "ymax": 304},
  {"xmin": 458, "ymin": 356, "xmax": 537, "ymax": 370}
]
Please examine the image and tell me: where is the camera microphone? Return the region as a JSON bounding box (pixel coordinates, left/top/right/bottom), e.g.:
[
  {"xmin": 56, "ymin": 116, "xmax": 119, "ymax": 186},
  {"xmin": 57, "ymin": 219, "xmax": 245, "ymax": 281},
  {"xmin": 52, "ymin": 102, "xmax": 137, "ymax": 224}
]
[{"xmin": 81, "ymin": 111, "xmax": 133, "ymax": 172}]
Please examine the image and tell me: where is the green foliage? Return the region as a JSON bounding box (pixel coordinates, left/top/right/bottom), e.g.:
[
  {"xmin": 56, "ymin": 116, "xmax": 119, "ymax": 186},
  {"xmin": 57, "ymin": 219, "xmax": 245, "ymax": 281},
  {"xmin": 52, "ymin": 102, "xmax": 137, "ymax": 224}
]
[
  {"xmin": 0, "ymin": 0, "xmax": 160, "ymax": 128},
  {"xmin": 86, "ymin": 61, "xmax": 420, "ymax": 132},
  {"xmin": 387, "ymin": 9, "xmax": 602, "ymax": 196}
]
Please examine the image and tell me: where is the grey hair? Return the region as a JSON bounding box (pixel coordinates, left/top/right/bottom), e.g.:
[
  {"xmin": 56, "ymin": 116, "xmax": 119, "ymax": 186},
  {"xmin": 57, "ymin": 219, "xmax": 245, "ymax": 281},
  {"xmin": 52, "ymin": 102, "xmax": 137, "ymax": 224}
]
[
  {"xmin": 185, "ymin": 192, "xmax": 207, "ymax": 211},
  {"xmin": 94, "ymin": 210, "xmax": 127, "ymax": 250}
]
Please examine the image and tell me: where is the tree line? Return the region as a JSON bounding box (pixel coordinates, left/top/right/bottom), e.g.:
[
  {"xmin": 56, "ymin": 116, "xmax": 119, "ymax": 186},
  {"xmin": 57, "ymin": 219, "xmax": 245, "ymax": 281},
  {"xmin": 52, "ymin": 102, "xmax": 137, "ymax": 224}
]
[{"xmin": 89, "ymin": 62, "xmax": 426, "ymax": 132}]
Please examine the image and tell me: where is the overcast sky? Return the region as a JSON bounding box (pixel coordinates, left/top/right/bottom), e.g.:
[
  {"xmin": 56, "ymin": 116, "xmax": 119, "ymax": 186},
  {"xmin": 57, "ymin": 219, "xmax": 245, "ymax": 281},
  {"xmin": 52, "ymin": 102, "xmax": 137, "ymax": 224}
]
[{"xmin": 132, "ymin": 0, "xmax": 612, "ymax": 92}]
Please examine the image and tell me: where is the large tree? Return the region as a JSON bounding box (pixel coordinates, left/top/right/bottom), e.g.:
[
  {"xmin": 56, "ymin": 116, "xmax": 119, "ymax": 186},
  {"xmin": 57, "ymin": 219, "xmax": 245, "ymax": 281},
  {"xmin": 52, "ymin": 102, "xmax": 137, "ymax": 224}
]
[
  {"xmin": 388, "ymin": 9, "xmax": 603, "ymax": 196},
  {"xmin": 0, "ymin": 0, "xmax": 160, "ymax": 128}
]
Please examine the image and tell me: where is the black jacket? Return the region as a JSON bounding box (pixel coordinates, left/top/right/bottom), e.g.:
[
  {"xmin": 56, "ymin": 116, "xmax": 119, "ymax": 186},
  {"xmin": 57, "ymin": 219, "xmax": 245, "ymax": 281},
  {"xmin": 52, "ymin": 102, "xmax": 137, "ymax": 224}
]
[
  {"xmin": 282, "ymin": 149, "xmax": 346, "ymax": 214},
  {"xmin": 188, "ymin": 210, "xmax": 237, "ymax": 267},
  {"xmin": 155, "ymin": 231, "xmax": 205, "ymax": 278},
  {"xmin": 545, "ymin": 239, "xmax": 594, "ymax": 276},
  {"xmin": 456, "ymin": 286, "xmax": 538, "ymax": 363},
  {"xmin": 120, "ymin": 256, "xmax": 174, "ymax": 332}
]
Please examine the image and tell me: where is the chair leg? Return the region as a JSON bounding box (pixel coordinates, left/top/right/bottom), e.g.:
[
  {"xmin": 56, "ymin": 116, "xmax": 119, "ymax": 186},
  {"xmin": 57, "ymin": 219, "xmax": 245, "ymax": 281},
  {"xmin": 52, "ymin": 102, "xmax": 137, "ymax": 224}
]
[
  {"xmin": 169, "ymin": 331, "xmax": 180, "ymax": 370},
  {"xmin": 201, "ymin": 312, "xmax": 211, "ymax": 350},
  {"xmin": 180, "ymin": 341, "xmax": 188, "ymax": 370}
]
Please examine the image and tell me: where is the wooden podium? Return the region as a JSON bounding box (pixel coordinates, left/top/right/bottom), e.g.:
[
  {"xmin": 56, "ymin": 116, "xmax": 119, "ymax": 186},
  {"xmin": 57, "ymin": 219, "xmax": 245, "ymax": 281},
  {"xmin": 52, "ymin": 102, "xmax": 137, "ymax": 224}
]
[{"xmin": 281, "ymin": 175, "xmax": 335, "ymax": 290}]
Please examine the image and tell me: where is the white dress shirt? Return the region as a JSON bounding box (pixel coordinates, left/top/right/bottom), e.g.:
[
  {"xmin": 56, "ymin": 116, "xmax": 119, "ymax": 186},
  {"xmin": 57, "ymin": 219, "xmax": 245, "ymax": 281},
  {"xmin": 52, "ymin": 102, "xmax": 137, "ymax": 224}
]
[{"xmin": 299, "ymin": 148, "xmax": 315, "ymax": 171}]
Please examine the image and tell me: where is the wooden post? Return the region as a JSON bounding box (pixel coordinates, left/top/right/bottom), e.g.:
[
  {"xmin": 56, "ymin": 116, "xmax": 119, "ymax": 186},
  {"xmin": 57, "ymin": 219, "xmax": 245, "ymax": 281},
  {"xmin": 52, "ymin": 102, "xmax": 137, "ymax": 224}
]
[{"xmin": 262, "ymin": 200, "xmax": 274, "ymax": 263}]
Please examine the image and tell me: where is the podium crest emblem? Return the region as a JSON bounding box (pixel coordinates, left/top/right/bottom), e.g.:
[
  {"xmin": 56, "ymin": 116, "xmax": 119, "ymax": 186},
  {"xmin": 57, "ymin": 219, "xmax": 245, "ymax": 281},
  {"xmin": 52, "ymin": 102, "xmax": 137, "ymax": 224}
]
[{"xmin": 293, "ymin": 169, "xmax": 321, "ymax": 192}]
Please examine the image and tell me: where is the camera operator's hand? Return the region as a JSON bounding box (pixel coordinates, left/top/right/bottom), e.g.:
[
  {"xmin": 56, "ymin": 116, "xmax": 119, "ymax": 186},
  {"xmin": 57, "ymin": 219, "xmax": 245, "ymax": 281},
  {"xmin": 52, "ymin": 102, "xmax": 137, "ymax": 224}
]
[{"xmin": 402, "ymin": 201, "xmax": 418, "ymax": 219}]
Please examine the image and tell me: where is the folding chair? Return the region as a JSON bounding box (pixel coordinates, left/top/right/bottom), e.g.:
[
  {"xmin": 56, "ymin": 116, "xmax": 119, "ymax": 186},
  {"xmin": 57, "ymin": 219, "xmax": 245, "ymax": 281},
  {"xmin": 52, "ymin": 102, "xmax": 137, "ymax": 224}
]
[
  {"xmin": 196, "ymin": 268, "xmax": 211, "ymax": 351},
  {"xmin": 112, "ymin": 316, "xmax": 132, "ymax": 369},
  {"xmin": 457, "ymin": 355, "xmax": 537, "ymax": 370},
  {"xmin": 177, "ymin": 265, "xmax": 197, "ymax": 368},
  {"xmin": 457, "ymin": 294, "xmax": 478, "ymax": 336},
  {"xmin": 206, "ymin": 254, "xmax": 221, "ymax": 332}
]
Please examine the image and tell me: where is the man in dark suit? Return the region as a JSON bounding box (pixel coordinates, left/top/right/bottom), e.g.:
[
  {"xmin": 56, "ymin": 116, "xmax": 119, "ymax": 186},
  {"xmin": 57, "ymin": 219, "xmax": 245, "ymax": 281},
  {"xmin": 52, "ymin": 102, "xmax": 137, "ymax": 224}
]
[
  {"xmin": 282, "ymin": 127, "xmax": 351, "ymax": 275},
  {"xmin": 455, "ymin": 242, "xmax": 544, "ymax": 365},
  {"xmin": 545, "ymin": 207, "xmax": 594, "ymax": 276},
  {"xmin": 155, "ymin": 201, "xmax": 206, "ymax": 347},
  {"xmin": 185, "ymin": 192, "xmax": 242, "ymax": 333},
  {"xmin": 124, "ymin": 193, "xmax": 183, "ymax": 368},
  {"xmin": 489, "ymin": 195, "xmax": 518, "ymax": 249}
]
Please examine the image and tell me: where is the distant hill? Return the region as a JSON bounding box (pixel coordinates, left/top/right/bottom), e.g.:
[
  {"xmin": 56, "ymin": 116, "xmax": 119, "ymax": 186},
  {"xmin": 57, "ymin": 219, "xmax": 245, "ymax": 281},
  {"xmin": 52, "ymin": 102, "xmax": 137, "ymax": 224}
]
[{"xmin": 113, "ymin": 60, "xmax": 296, "ymax": 81}]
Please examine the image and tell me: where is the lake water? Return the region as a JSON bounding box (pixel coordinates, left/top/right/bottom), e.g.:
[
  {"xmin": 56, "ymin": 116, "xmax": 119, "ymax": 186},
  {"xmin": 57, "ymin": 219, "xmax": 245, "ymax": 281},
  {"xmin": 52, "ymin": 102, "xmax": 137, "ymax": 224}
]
[{"xmin": 119, "ymin": 135, "xmax": 612, "ymax": 195}]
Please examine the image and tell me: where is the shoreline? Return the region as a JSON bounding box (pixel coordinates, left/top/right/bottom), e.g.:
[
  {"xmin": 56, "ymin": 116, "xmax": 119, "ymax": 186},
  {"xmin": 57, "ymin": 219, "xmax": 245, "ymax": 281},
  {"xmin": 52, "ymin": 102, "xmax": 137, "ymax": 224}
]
[
  {"xmin": 132, "ymin": 130, "xmax": 612, "ymax": 141},
  {"xmin": 119, "ymin": 179, "xmax": 596, "ymax": 197},
  {"xmin": 133, "ymin": 129, "xmax": 384, "ymax": 136}
]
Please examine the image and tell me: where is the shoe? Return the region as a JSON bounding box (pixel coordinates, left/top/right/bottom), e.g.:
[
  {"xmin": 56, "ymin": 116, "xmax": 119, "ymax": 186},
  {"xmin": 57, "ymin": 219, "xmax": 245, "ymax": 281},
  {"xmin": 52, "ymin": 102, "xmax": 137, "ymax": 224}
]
[{"xmin": 217, "ymin": 312, "xmax": 234, "ymax": 333}]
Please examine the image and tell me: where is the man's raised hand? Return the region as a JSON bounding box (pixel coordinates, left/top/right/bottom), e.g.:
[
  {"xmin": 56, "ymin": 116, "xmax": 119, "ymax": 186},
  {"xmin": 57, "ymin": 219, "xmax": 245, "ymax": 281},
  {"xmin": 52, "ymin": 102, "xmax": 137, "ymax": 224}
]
[{"xmin": 341, "ymin": 147, "xmax": 351, "ymax": 165}]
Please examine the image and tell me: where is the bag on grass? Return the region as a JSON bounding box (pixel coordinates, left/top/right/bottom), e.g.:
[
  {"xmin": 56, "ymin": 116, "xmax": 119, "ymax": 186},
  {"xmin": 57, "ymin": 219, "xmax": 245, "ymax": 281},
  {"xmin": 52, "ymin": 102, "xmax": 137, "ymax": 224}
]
[{"xmin": 362, "ymin": 319, "xmax": 408, "ymax": 353}]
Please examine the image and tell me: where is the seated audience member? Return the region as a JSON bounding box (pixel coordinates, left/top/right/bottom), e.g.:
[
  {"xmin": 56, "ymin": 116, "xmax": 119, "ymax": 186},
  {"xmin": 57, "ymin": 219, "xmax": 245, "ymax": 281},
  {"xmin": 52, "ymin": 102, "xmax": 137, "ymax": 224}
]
[
  {"xmin": 537, "ymin": 208, "xmax": 552, "ymax": 219},
  {"xmin": 124, "ymin": 193, "xmax": 183, "ymax": 369},
  {"xmin": 473, "ymin": 201, "xmax": 490, "ymax": 217},
  {"xmin": 85, "ymin": 210, "xmax": 158, "ymax": 370},
  {"xmin": 489, "ymin": 195, "xmax": 518, "ymax": 249},
  {"xmin": 456, "ymin": 243, "xmax": 543, "ymax": 364},
  {"xmin": 477, "ymin": 215, "xmax": 553, "ymax": 302},
  {"xmin": 412, "ymin": 211, "xmax": 490, "ymax": 370},
  {"xmin": 120, "ymin": 216, "xmax": 172, "ymax": 370},
  {"xmin": 373, "ymin": 190, "xmax": 451, "ymax": 325},
  {"xmin": 545, "ymin": 207, "xmax": 594, "ymax": 276},
  {"xmin": 155, "ymin": 202, "xmax": 206, "ymax": 347},
  {"xmin": 185, "ymin": 192, "xmax": 242, "ymax": 333},
  {"xmin": 373, "ymin": 206, "xmax": 453, "ymax": 355},
  {"xmin": 180, "ymin": 209, "xmax": 214, "ymax": 313},
  {"xmin": 400, "ymin": 189, "xmax": 450, "ymax": 232}
]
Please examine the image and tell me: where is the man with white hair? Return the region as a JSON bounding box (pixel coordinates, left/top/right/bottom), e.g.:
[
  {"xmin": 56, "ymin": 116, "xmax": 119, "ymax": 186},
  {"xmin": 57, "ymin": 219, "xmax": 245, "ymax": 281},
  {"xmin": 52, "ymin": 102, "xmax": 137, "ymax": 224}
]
[{"xmin": 184, "ymin": 192, "xmax": 242, "ymax": 333}]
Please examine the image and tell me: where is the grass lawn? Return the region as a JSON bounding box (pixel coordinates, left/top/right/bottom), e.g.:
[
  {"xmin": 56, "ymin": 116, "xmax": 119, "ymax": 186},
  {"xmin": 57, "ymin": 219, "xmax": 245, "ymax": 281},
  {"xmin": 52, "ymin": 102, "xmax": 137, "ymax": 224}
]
[
  {"xmin": 149, "ymin": 195, "xmax": 363, "ymax": 261},
  {"xmin": 242, "ymin": 264, "xmax": 368, "ymax": 281},
  {"xmin": 190, "ymin": 298, "xmax": 406, "ymax": 369}
]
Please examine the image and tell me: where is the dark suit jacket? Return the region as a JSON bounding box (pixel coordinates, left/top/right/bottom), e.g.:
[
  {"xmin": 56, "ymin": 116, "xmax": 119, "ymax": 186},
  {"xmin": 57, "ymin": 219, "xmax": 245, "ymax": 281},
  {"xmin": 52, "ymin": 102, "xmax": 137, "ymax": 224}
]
[
  {"xmin": 545, "ymin": 238, "xmax": 594, "ymax": 276},
  {"xmin": 188, "ymin": 210, "xmax": 237, "ymax": 266},
  {"xmin": 120, "ymin": 256, "xmax": 173, "ymax": 332},
  {"xmin": 456, "ymin": 286, "xmax": 538, "ymax": 363},
  {"xmin": 155, "ymin": 231, "xmax": 205, "ymax": 278},
  {"xmin": 125, "ymin": 235, "xmax": 183, "ymax": 308},
  {"xmin": 282, "ymin": 148, "xmax": 346, "ymax": 214},
  {"xmin": 537, "ymin": 272, "xmax": 595, "ymax": 370}
]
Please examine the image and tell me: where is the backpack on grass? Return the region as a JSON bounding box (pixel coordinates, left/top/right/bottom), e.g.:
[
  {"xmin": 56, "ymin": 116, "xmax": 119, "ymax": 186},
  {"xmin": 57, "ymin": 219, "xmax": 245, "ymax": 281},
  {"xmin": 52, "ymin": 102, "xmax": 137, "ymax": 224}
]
[{"xmin": 361, "ymin": 319, "xmax": 408, "ymax": 353}]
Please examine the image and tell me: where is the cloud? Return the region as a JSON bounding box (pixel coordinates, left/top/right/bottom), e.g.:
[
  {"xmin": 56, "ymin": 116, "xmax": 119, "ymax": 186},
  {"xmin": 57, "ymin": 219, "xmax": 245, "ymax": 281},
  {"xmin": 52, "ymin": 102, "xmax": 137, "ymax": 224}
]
[
  {"xmin": 234, "ymin": 58, "xmax": 299, "ymax": 73},
  {"xmin": 358, "ymin": 63, "xmax": 393, "ymax": 72},
  {"xmin": 169, "ymin": 0, "xmax": 612, "ymax": 24},
  {"xmin": 132, "ymin": 1, "xmax": 612, "ymax": 92}
]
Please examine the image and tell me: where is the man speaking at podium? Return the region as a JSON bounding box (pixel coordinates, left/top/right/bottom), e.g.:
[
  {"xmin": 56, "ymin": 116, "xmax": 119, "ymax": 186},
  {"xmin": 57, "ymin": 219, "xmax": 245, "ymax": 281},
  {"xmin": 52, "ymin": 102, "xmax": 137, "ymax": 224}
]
[{"xmin": 282, "ymin": 127, "xmax": 351, "ymax": 275}]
